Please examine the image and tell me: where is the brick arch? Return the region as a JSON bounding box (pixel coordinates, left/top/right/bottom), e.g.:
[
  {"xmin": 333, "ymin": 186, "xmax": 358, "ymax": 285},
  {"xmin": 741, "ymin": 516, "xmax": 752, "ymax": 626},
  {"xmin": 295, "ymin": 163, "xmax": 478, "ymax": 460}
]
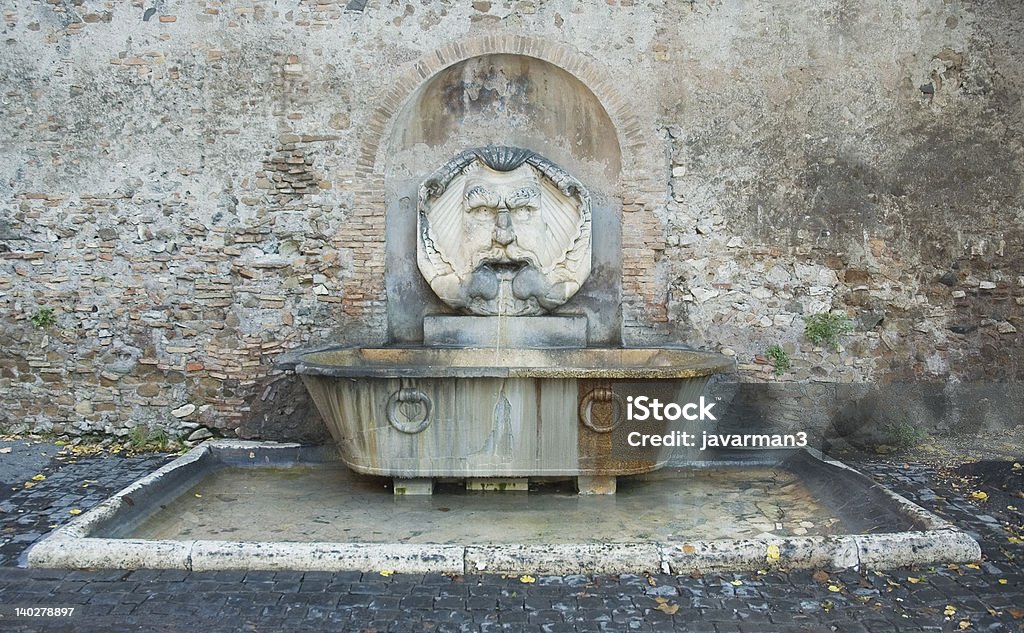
[
  {"xmin": 356, "ymin": 35, "xmax": 654, "ymax": 183},
  {"xmin": 343, "ymin": 35, "xmax": 669, "ymax": 340}
]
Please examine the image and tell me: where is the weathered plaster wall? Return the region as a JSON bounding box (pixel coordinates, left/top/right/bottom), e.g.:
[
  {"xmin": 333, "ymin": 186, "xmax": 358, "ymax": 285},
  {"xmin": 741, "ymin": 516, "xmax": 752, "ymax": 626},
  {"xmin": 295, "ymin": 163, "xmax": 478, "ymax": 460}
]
[{"xmin": 0, "ymin": 0, "xmax": 1021, "ymax": 444}]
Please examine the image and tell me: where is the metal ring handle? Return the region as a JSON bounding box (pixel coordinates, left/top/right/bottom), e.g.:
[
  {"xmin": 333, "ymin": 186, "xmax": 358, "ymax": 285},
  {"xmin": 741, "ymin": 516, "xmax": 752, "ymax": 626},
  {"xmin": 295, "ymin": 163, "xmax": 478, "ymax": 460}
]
[
  {"xmin": 386, "ymin": 388, "xmax": 433, "ymax": 434},
  {"xmin": 579, "ymin": 388, "xmax": 625, "ymax": 433}
]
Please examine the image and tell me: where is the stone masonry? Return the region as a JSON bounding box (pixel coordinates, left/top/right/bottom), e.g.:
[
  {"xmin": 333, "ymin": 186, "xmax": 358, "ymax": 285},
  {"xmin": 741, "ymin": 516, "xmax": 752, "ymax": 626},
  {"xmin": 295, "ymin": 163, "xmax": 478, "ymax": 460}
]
[{"xmin": 0, "ymin": 0, "xmax": 1021, "ymax": 442}]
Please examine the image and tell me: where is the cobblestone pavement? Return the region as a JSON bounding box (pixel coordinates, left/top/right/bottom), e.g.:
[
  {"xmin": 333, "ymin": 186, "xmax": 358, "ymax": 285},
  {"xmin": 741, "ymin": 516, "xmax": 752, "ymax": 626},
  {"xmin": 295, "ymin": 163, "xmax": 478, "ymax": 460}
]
[{"xmin": 0, "ymin": 439, "xmax": 1021, "ymax": 632}]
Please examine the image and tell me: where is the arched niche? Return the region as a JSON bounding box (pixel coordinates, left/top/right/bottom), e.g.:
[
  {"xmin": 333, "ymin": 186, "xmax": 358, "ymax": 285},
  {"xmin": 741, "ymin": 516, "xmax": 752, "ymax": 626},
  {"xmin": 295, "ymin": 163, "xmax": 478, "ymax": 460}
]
[
  {"xmin": 383, "ymin": 53, "xmax": 624, "ymax": 345},
  {"xmin": 386, "ymin": 54, "xmax": 621, "ymax": 183}
]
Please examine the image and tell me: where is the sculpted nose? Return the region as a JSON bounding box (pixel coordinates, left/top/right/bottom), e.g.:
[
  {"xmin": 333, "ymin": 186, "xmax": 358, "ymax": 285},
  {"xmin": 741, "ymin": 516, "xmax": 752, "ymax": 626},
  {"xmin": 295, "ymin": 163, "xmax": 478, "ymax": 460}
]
[{"xmin": 493, "ymin": 208, "xmax": 514, "ymax": 246}]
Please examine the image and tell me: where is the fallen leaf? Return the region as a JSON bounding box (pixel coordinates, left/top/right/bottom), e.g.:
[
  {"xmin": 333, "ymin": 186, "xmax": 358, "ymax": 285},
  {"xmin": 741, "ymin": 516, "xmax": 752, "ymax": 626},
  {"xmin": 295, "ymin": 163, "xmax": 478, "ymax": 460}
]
[
  {"xmin": 32, "ymin": 474, "xmax": 45, "ymax": 481},
  {"xmin": 68, "ymin": 508, "xmax": 82, "ymax": 515},
  {"xmin": 828, "ymin": 585, "xmax": 842, "ymax": 593},
  {"xmin": 812, "ymin": 570, "xmax": 830, "ymax": 583},
  {"xmin": 681, "ymin": 544, "xmax": 696, "ymax": 555},
  {"xmin": 966, "ymin": 563, "xmax": 981, "ymax": 570},
  {"xmin": 194, "ymin": 493, "xmax": 202, "ymax": 498},
  {"xmin": 998, "ymin": 579, "xmax": 1008, "ymax": 585},
  {"xmin": 971, "ymin": 491, "xmax": 989, "ymax": 501},
  {"xmin": 959, "ymin": 620, "xmax": 971, "ymax": 630},
  {"xmin": 729, "ymin": 579, "xmax": 743, "ymax": 586},
  {"xmin": 655, "ymin": 597, "xmax": 668, "ymax": 605},
  {"xmin": 0, "ymin": 447, "xmax": 11, "ymax": 454},
  {"xmin": 907, "ymin": 577, "xmax": 921, "ymax": 584},
  {"xmin": 766, "ymin": 544, "xmax": 780, "ymax": 561},
  {"xmin": 379, "ymin": 570, "xmax": 393, "ymax": 577},
  {"xmin": 944, "ymin": 605, "xmax": 957, "ymax": 617},
  {"xmin": 1008, "ymin": 607, "xmax": 1024, "ymax": 619},
  {"xmin": 519, "ymin": 575, "xmax": 535, "ymax": 584},
  {"xmin": 656, "ymin": 602, "xmax": 679, "ymax": 615}
]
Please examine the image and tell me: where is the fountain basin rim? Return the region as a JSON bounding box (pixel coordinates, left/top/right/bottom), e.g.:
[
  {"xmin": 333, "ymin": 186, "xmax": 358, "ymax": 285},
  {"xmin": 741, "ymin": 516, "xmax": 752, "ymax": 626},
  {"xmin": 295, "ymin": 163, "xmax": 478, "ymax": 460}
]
[
  {"xmin": 293, "ymin": 346, "xmax": 735, "ymax": 379},
  {"xmin": 25, "ymin": 441, "xmax": 982, "ymax": 574}
]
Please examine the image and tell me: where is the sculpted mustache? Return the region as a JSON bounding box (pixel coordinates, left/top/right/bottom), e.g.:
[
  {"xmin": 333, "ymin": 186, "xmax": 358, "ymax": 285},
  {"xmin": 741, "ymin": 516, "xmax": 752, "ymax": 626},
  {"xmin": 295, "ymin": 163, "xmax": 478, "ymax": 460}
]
[{"xmin": 471, "ymin": 246, "xmax": 539, "ymax": 269}]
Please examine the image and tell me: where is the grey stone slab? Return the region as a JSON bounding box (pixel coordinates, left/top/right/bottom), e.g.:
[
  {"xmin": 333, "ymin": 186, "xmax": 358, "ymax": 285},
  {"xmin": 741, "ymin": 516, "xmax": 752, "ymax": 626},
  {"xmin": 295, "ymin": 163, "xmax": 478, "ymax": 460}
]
[
  {"xmin": 465, "ymin": 543, "xmax": 663, "ymax": 575},
  {"xmin": 423, "ymin": 315, "xmax": 587, "ymax": 348}
]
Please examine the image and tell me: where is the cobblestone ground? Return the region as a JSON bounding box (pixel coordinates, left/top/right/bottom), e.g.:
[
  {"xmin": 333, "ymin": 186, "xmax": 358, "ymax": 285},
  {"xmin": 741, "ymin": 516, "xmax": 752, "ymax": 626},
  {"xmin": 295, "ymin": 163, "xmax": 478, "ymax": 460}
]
[{"xmin": 0, "ymin": 439, "xmax": 1021, "ymax": 632}]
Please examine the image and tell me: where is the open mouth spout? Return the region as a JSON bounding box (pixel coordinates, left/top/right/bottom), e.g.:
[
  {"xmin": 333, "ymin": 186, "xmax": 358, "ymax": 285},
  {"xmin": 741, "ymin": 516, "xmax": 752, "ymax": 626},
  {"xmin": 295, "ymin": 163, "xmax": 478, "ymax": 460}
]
[{"xmin": 482, "ymin": 260, "xmax": 529, "ymax": 278}]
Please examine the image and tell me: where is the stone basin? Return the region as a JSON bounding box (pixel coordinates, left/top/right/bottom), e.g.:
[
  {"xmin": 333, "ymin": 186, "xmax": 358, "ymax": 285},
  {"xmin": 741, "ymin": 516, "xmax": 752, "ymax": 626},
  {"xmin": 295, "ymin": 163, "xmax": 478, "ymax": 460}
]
[{"xmin": 295, "ymin": 347, "xmax": 734, "ymax": 480}]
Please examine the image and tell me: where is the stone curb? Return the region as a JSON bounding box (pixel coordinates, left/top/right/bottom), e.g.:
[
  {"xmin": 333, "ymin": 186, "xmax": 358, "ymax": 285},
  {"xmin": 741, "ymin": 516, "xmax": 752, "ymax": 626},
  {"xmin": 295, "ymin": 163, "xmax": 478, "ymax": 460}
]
[{"xmin": 25, "ymin": 441, "xmax": 982, "ymax": 574}]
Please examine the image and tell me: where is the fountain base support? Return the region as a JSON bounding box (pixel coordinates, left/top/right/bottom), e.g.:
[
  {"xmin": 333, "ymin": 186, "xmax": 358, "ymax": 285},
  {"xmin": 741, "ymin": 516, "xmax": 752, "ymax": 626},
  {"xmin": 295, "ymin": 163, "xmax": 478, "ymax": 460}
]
[
  {"xmin": 467, "ymin": 478, "xmax": 529, "ymax": 492},
  {"xmin": 393, "ymin": 478, "xmax": 434, "ymax": 495},
  {"xmin": 577, "ymin": 475, "xmax": 617, "ymax": 495}
]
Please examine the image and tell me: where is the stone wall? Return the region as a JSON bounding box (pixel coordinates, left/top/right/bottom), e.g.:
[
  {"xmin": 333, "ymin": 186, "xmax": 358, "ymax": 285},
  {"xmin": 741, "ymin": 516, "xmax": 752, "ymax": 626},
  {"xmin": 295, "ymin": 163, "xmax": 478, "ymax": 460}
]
[{"xmin": 0, "ymin": 0, "xmax": 1021, "ymax": 444}]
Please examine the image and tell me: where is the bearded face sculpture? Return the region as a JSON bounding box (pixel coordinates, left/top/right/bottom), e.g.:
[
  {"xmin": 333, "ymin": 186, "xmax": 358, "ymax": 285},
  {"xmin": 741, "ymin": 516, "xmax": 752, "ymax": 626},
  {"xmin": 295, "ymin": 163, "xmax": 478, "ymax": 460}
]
[{"xmin": 417, "ymin": 147, "xmax": 592, "ymax": 316}]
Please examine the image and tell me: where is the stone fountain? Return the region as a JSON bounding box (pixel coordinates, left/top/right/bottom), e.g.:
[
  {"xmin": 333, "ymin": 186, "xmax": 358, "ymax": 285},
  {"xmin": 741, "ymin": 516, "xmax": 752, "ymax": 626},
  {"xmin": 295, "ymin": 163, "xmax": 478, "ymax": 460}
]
[{"xmin": 295, "ymin": 146, "xmax": 734, "ymax": 494}]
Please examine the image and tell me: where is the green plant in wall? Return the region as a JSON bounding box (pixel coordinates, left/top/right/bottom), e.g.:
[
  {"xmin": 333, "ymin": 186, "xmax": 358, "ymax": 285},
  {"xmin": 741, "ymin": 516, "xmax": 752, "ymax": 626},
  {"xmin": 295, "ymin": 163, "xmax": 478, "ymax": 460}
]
[
  {"xmin": 764, "ymin": 345, "xmax": 791, "ymax": 375},
  {"xmin": 127, "ymin": 425, "xmax": 177, "ymax": 453},
  {"xmin": 882, "ymin": 421, "xmax": 928, "ymax": 450},
  {"xmin": 804, "ymin": 312, "xmax": 853, "ymax": 351},
  {"xmin": 30, "ymin": 307, "xmax": 57, "ymax": 330}
]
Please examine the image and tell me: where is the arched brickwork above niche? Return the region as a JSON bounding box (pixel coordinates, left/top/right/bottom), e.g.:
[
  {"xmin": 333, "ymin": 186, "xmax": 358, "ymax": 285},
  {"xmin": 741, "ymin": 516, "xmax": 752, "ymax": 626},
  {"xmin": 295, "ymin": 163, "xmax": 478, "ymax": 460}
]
[
  {"xmin": 357, "ymin": 35, "xmax": 653, "ymax": 183},
  {"xmin": 343, "ymin": 36, "xmax": 669, "ymax": 339},
  {"xmin": 386, "ymin": 54, "xmax": 622, "ymax": 185}
]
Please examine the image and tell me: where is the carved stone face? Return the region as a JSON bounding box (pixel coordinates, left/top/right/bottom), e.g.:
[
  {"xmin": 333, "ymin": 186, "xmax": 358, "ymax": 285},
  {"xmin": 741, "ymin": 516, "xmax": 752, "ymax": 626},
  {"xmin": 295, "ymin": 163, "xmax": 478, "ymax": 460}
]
[{"xmin": 417, "ymin": 148, "xmax": 592, "ymax": 316}]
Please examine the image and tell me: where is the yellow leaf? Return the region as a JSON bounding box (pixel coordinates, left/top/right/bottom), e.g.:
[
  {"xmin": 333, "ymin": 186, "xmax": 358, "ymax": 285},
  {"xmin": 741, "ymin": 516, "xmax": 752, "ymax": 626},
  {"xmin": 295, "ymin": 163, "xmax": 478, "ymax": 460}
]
[
  {"xmin": 681, "ymin": 544, "xmax": 696, "ymax": 555},
  {"xmin": 69, "ymin": 508, "xmax": 82, "ymax": 515},
  {"xmin": 194, "ymin": 493, "xmax": 202, "ymax": 498},
  {"xmin": 32, "ymin": 474, "xmax": 46, "ymax": 481},
  {"xmin": 1008, "ymin": 537, "xmax": 1023, "ymax": 544},
  {"xmin": 23, "ymin": 482, "xmax": 34, "ymax": 488},
  {"xmin": 971, "ymin": 491, "xmax": 988, "ymax": 501},
  {"xmin": 656, "ymin": 602, "xmax": 680, "ymax": 615},
  {"xmin": 828, "ymin": 585, "xmax": 841, "ymax": 593},
  {"xmin": 519, "ymin": 575, "xmax": 535, "ymax": 584},
  {"xmin": 959, "ymin": 620, "xmax": 971, "ymax": 630},
  {"xmin": 966, "ymin": 563, "xmax": 981, "ymax": 570},
  {"xmin": 379, "ymin": 570, "xmax": 394, "ymax": 577},
  {"xmin": 730, "ymin": 579, "xmax": 743, "ymax": 586},
  {"xmin": 766, "ymin": 544, "xmax": 781, "ymax": 561},
  {"xmin": 1013, "ymin": 463, "xmax": 1022, "ymax": 470},
  {"xmin": 944, "ymin": 605, "xmax": 957, "ymax": 616},
  {"xmin": 907, "ymin": 577, "xmax": 921, "ymax": 584},
  {"xmin": 998, "ymin": 579, "xmax": 1008, "ymax": 585},
  {"xmin": 655, "ymin": 597, "xmax": 668, "ymax": 605}
]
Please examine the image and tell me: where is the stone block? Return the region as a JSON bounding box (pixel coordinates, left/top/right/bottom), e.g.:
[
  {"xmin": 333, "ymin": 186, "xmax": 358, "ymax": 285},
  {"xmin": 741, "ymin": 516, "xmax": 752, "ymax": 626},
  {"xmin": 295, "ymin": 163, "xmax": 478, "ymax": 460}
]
[{"xmin": 423, "ymin": 315, "xmax": 586, "ymax": 349}]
